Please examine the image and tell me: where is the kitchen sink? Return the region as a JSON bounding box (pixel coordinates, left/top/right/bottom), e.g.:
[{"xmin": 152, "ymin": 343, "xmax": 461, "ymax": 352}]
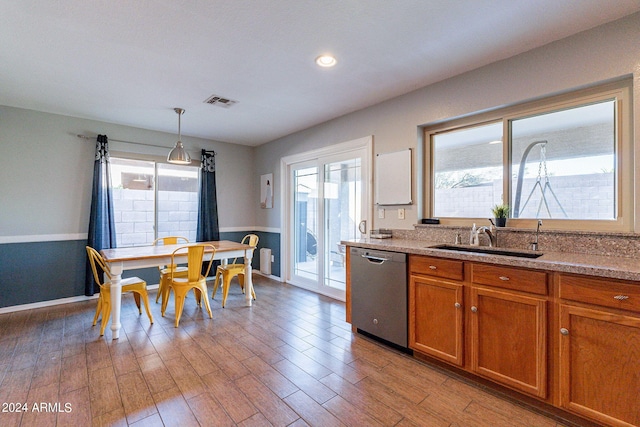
[{"xmin": 429, "ymin": 244, "xmax": 543, "ymax": 259}]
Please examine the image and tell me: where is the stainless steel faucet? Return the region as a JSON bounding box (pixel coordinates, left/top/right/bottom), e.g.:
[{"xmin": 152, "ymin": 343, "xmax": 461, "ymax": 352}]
[
  {"xmin": 530, "ymin": 220, "xmax": 542, "ymax": 251},
  {"xmin": 476, "ymin": 225, "xmax": 497, "ymax": 247}
]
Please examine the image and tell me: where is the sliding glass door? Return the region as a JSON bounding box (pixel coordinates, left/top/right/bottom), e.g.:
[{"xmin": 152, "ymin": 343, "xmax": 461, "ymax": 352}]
[
  {"xmin": 285, "ymin": 138, "xmax": 371, "ymax": 301},
  {"xmin": 292, "ymin": 163, "xmax": 320, "ymax": 284},
  {"xmin": 323, "ymin": 157, "xmax": 362, "ymax": 291}
]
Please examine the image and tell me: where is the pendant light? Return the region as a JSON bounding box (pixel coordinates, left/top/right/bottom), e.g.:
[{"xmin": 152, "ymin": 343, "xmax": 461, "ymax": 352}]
[{"xmin": 167, "ymin": 108, "xmax": 191, "ymax": 164}]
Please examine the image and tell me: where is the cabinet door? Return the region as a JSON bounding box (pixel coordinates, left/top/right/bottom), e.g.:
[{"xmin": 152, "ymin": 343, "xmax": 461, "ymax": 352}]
[
  {"xmin": 410, "ymin": 275, "xmax": 463, "ymax": 365},
  {"xmin": 559, "ymin": 304, "xmax": 640, "ymax": 427},
  {"xmin": 470, "ymin": 287, "xmax": 547, "ymax": 398}
]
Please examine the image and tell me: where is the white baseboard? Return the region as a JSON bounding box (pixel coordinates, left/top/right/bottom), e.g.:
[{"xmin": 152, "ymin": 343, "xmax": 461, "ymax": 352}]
[
  {"xmin": 0, "ymin": 294, "xmax": 99, "ymax": 314},
  {"xmin": 0, "ymin": 283, "xmax": 161, "ymax": 315},
  {"xmin": 253, "ymin": 270, "xmax": 283, "ymax": 282}
]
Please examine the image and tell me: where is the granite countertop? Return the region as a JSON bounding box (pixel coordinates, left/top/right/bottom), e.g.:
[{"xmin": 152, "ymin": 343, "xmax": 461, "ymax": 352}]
[{"xmin": 343, "ymin": 238, "xmax": 640, "ymax": 282}]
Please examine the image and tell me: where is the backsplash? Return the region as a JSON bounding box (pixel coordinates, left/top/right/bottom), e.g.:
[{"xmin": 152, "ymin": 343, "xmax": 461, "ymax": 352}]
[{"xmin": 390, "ymin": 225, "xmax": 640, "ymax": 259}]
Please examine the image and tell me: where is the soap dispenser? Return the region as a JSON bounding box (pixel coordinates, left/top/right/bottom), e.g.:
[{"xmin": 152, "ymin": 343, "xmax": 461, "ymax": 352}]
[{"xmin": 470, "ymin": 223, "xmax": 478, "ymax": 246}]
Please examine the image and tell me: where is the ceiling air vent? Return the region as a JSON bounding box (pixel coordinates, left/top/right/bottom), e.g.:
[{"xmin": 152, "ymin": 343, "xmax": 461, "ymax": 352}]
[{"xmin": 203, "ymin": 94, "xmax": 238, "ymax": 108}]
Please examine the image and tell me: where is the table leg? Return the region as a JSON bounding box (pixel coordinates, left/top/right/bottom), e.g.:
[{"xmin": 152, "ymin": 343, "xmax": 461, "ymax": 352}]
[
  {"xmin": 244, "ymin": 249, "xmax": 254, "ymax": 307},
  {"xmin": 109, "ymin": 263, "xmax": 124, "ymax": 340}
]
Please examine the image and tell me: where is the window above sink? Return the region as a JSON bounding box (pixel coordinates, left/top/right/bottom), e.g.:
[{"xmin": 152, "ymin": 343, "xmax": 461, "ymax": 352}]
[{"xmin": 423, "ymin": 78, "xmax": 633, "ymax": 233}]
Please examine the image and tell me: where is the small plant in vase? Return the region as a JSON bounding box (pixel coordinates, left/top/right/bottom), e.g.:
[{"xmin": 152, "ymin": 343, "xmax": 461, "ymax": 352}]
[{"xmin": 491, "ymin": 203, "xmax": 510, "ymax": 227}]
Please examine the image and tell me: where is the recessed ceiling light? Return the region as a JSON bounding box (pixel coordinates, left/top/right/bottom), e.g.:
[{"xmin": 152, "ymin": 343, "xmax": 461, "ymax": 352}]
[{"xmin": 315, "ymin": 55, "xmax": 337, "ymax": 67}]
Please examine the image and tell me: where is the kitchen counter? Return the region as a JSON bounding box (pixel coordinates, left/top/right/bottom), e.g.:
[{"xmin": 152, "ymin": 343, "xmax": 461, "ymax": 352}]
[{"xmin": 344, "ymin": 238, "xmax": 640, "ymax": 282}]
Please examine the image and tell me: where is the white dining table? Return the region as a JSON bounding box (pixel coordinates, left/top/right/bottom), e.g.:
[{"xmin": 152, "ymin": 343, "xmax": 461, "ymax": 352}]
[{"xmin": 101, "ymin": 240, "xmax": 255, "ymax": 339}]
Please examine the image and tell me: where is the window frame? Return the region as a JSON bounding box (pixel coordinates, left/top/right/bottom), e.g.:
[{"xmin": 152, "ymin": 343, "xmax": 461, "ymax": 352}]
[{"xmin": 423, "ymin": 79, "xmax": 633, "ymax": 232}]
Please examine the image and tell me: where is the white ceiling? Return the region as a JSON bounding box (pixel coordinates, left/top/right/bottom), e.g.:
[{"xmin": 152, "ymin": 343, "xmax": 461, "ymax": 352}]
[{"xmin": 1, "ymin": 1, "xmax": 639, "ymax": 147}]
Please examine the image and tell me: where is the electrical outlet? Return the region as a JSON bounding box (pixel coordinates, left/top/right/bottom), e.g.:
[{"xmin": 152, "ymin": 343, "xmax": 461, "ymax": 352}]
[
  {"xmin": 378, "ymin": 209, "xmax": 385, "ymax": 219},
  {"xmin": 398, "ymin": 208, "xmax": 405, "ymax": 220},
  {"xmin": 271, "ymin": 255, "xmax": 274, "ymax": 262}
]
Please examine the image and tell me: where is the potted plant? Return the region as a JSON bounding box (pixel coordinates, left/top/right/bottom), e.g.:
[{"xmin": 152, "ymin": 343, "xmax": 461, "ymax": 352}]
[{"xmin": 491, "ymin": 203, "xmax": 510, "ymax": 227}]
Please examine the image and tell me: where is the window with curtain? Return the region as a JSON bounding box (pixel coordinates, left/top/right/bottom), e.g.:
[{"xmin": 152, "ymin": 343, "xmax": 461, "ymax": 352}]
[{"xmin": 109, "ymin": 157, "xmax": 200, "ymax": 246}]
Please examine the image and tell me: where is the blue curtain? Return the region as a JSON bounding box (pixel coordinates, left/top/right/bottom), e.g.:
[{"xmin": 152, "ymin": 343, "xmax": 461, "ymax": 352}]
[
  {"xmin": 197, "ymin": 149, "xmax": 220, "ymax": 242},
  {"xmin": 85, "ymin": 135, "xmax": 116, "ymax": 296}
]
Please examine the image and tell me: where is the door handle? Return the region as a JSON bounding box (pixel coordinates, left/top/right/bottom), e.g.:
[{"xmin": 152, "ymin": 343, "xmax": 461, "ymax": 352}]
[{"xmin": 358, "ymin": 220, "xmax": 367, "ymax": 234}]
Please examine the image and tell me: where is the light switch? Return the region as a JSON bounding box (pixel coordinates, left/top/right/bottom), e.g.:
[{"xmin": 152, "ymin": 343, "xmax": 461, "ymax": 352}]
[
  {"xmin": 378, "ymin": 209, "xmax": 385, "ymax": 219},
  {"xmin": 398, "ymin": 208, "xmax": 405, "ymax": 219}
]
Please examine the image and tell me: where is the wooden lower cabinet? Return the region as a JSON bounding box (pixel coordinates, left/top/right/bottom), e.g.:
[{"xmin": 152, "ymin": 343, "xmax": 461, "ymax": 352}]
[
  {"xmin": 409, "ymin": 256, "xmax": 548, "ymax": 398},
  {"xmin": 403, "ymin": 255, "xmax": 640, "ymax": 426},
  {"xmin": 409, "ymin": 274, "xmax": 464, "ymax": 365},
  {"xmin": 559, "ymin": 304, "xmax": 640, "ymax": 427},
  {"xmin": 470, "ymin": 286, "xmax": 547, "ymax": 398}
]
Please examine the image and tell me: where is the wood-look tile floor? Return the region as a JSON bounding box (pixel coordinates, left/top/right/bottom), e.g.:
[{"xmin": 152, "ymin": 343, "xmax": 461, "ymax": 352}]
[{"xmin": 0, "ymin": 276, "xmax": 571, "ymax": 427}]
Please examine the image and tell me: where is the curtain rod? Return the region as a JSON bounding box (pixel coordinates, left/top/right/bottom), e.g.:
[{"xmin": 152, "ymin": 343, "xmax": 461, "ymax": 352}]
[
  {"xmin": 77, "ymin": 134, "xmax": 170, "ymax": 149},
  {"xmin": 77, "ymin": 134, "xmax": 216, "ymax": 155}
]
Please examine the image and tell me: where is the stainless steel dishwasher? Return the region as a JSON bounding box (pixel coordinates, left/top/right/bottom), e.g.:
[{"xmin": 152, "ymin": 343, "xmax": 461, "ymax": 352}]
[{"xmin": 350, "ymin": 247, "xmax": 408, "ymax": 348}]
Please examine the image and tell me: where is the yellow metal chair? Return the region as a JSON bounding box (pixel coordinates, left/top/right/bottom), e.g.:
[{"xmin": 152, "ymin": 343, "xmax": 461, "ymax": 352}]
[
  {"xmin": 161, "ymin": 244, "xmax": 215, "ymax": 327},
  {"xmin": 212, "ymin": 234, "xmax": 259, "ymax": 307},
  {"xmin": 86, "ymin": 246, "xmax": 153, "ymax": 336},
  {"xmin": 153, "ymin": 236, "xmax": 189, "ymax": 304}
]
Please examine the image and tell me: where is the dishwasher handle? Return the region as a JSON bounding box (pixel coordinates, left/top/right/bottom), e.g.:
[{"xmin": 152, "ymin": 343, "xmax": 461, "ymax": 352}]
[{"xmin": 361, "ymin": 254, "xmax": 389, "ymax": 264}]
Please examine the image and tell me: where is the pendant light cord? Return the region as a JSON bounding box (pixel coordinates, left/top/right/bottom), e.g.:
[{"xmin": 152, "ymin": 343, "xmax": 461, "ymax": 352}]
[{"xmin": 178, "ymin": 110, "xmax": 182, "ymax": 140}]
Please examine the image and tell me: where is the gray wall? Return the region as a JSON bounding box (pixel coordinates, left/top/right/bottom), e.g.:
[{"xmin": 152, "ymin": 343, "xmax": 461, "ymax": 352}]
[
  {"xmin": 0, "ymin": 107, "xmax": 256, "ymax": 235},
  {"xmin": 254, "ymin": 12, "xmax": 640, "ymax": 232},
  {"xmin": 0, "ymin": 107, "xmax": 256, "ymax": 308}
]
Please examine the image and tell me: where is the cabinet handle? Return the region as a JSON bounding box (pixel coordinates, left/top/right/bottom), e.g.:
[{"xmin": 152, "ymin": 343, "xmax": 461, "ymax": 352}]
[
  {"xmin": 560, "ymin": 328, "xmax": 569, "ymax": 336},
  {"xmin": 429, "ymin": 265, "xmax": 437, "ymax": 270},
  {"xmin": 498, "ymin": 276, "xmax": 510, "ymax": 281},
  {"xmin": 471, "ymin": 306, "xmax": 478, "ymax": 313},
  {"xmin": 454, "ymin": 302, "xmax": 461, "ymax": 309},
  {"xmin": 614, "ymin": 295, "xmax": 629, "ymax": 301}
]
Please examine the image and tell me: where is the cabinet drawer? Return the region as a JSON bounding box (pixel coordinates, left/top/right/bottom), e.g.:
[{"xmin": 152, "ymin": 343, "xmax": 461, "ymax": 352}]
[
  {"xmin": 559, "ymin": 274, "xmax": 640, "ymax": 313},
  {"xmin": 409, "ymin": 255, "xmax": 463, "ymax": 281},
  {"xmin": 471, "ymin": 263, "xmax": 547, "ymax": 295}
]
